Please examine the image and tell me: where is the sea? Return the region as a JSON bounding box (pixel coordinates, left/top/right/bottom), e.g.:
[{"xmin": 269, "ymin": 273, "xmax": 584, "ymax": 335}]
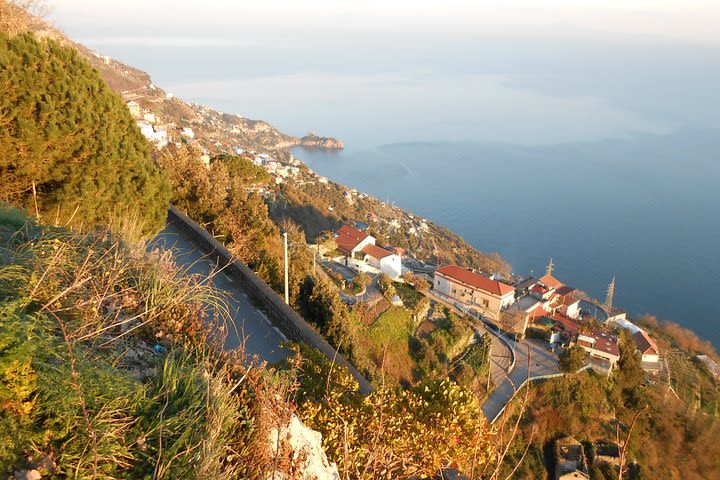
[{"xmin": 292, "ymin": 132, "xmax": 720, "ymax": 348}]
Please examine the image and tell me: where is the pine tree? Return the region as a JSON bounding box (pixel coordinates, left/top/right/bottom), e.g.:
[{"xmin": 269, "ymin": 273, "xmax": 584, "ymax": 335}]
[{"xmin": 0, "ymin": 33, "xmax": 170, "ymax": 233}]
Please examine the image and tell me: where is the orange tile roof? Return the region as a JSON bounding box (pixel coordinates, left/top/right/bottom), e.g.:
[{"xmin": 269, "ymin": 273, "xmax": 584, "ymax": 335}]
[
  {"xmin": 539, "ymin": 274, "xmax": 564, "ymax": 289},
  {"xmin": 335, "ymin": 225, "xmax": 368, "ymax": 255},
  {"xmin": 435, "ymin": 265, "xmax": 514, "ymax": 296},
  {"xmin": 361, "ymin": 244, "xmax": 393, "ymax": 260}
]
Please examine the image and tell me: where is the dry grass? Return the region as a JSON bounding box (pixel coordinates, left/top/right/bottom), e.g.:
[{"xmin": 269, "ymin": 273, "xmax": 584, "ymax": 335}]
[{"xmin": 0, "ymin": 207, "xmax": 300, "ymax": 478}]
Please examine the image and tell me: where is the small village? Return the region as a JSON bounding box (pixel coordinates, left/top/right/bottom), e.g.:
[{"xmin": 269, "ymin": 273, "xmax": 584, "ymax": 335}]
[{"xmin": 318, "ymin": 223, "xmax": 680, "ymax": 479}]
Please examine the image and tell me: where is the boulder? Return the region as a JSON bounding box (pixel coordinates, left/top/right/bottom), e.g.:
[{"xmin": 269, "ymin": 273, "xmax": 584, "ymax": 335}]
[{"xmin": 267, "ymin": 415, "xmax": 340, "ymax": 480}]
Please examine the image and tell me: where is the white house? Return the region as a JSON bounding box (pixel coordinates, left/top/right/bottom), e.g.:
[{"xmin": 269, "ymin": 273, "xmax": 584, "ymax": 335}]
[
  {"xmin": 136, "ymin": 121, "xmax": 168, "ymax": 147},
  {"xmin": 577, "ymin": 332, "xmax": 620, "ymax": 372},
  {"xmin": 360, "ymin": 244, "xmax": 402, "ymax": 279},
  {"xmin": 126, "ymin": 100, "xmax": 141, "ymax": 118},
  {"xmin": 633, "ymin": 330, "xmax": 660, "ymax": 363},
  {"xmin": 181, "ymin": 127, "xmax": 195, "ymax": 138},
  {"xmin": 334, "ymin": 225, "xmax": 402, "ymax": 278},
  {"xmin": 433, "ymin": 265, "xmax": 515, "ymax": 321}
]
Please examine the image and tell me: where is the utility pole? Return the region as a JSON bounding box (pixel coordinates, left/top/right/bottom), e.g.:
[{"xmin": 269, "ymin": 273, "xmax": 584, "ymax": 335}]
[
  {"xmin": 546, "ymin": 257, "xmax": 554, "ymax": 277},
  {"xmin": 486, "ymin": 340, "xmax": 493, "ymax": 391},
  {"xmin": 604, "ymin": 275, "xmax": 616, "ymax": 312},
  {"xmin": 283, "ymin": 232, "xmax": 289, "ymax": 305}
]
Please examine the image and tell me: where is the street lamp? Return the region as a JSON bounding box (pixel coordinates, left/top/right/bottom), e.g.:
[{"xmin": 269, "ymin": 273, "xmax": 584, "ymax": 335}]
[{"xmin": 283, "ymin": 232, "xmax": 289, "ymax": 305}]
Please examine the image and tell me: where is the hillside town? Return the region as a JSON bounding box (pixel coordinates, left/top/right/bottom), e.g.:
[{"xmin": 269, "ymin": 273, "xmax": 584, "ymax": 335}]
[
  {"xmin": 119, "ymin": 93, "xmax": 720, "ymax": 480},
  {"xmin": 4, "ymin": 2, "xmax": 720, "ymax": 479},
  {"xmin": 126, "ymin": 91, "xmax": 675, "ymax": 395}
]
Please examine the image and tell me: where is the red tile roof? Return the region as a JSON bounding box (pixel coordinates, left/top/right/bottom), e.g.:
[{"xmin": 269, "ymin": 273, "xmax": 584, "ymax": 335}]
[
  {"xmin": 361, "ymin": 244, "xmax": 394, "ymax": 260},
  {"xmin": 551, "ymin": 312, "xmax": 580, "ymax": 334},
  {"xmin": 335, "ymin": 225, "xmax": 368, "ymax": 255},
  {"xmin": 582, "ymin": 332, "xmax": 620, "ymax": 358},
  {"xmin": 555, "ymin": 285, "xmax": 576, "ymax": 297},
  {"xmin": 531, "ymin": 284, "xmax": 551, "ymax": 295},
  {"xmin": 435, "ymin": 265, "xmax": 514, "ymax": 296},
  {"xmin": 633, "ymin": 330, "xmax": 659, "ymax": 355},
  {"xmin": 539, "ymin": 274, "xmax": 564, "ymax": 289}
]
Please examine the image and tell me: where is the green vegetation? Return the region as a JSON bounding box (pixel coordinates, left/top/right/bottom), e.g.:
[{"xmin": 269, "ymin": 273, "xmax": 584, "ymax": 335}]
[
  {"xmin": 0, "ymin": 33, "xmax": 170, "ymax": 233},
  {"xmin": 157, "ymin": 144, "xmax": 285, "ymax": 289},
  {"xmin": 288, "ymin": 342, "xmax": 494, "ymax": 480},
  {"xmin": 352, "ymin": 272, "xmax": 371, "ymax": 293},
  {"xmin": 368, "ymin": 306, "xmax": 413, "ymax": 348},
  {"xmin": 452, "ymin": 334, "xmax": 492, "ymax": 396},
  {"xmin": 497, "ymin": 332, "xmax": 720, "ymax": 480},
  {"xmin": 0, "ymin": 208, "xmax": 293, "ymax": 478},
  {"xmin": 213, "ymin": 153, "xmax": 270, "ymax": 184},
  {"xmin": 393, "ymin": 280, "xmax": 425, "ymax": 310},
  {"xmin": 376, "ymin": 272, "xmax": 396, "ymax": 298},
  {"xmin": 559, "ymin": 344, "xmax": 587, "ymax": 373}
]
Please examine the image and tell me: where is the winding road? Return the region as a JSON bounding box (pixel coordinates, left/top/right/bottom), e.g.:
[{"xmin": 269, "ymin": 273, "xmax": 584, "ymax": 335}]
[
  {"xmin": 481, "ymin": 337, "xmax": 561, "ymax": 422},
  {"xmin": 150, "ymin": 218, "xmax": 559, "ymax": 422},
  {"xmin": 149, "ymin": 221, "xmax": 289, "ymax": 364}
]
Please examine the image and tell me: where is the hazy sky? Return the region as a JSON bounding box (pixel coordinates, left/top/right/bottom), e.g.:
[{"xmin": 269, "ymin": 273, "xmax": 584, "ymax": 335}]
[
  {"xmin": 49, "ymin": 1, "xmax": 720, "ymax": 145},
  {"xmin": 51, "ymin": 1, "xmax": 720, "ymax": 44}
]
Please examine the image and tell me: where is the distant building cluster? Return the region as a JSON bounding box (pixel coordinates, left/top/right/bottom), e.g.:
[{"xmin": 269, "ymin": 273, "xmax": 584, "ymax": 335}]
[
  {"xmin": 249, "ymin": 152, "xmax": 301, "ymax": 185},
  {"xmin": 126, "ymin": 99, "xmax": 198, "ymax": 151},
  {"xmin": 430, "ymin": 259, "xmax": 663, "ymax": 375}
]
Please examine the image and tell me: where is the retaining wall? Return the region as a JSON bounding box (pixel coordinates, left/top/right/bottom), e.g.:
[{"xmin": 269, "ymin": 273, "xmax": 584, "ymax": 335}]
[{"xmin": 167, "ymin": 206, "xmax": 372, "ymax": 394}]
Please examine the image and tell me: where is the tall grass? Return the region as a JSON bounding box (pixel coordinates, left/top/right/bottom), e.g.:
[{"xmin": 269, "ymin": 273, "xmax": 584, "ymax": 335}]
[{"xmin": 0, "ymin": 207, "xmax": 296, "ymax": 478}]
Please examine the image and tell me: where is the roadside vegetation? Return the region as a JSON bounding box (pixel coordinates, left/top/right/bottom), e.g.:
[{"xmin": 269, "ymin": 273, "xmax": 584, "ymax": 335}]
[{"xmin": 0, "ymin": 206, "xmax": 297, "ymax": 478}]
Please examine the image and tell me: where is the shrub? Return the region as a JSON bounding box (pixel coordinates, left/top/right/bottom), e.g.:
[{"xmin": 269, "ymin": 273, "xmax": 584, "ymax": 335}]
[
  {"xmin": 377, "ymin": 273, "xmax": 396, "ymax": 298},
  {"xmin": 289, "ymin": 343, "xmax": 493, "ymax": 479},
  {"xmin": 0, "ymin": 213, "xmax": 292, "ymax": 478},
  {"xmin": 559, "ymin": 345, "xmax": 587, "ymax": 373}
]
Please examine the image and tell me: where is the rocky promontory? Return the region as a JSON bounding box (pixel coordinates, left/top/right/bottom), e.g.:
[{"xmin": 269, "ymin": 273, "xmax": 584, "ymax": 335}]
[{"xmin": 295, "ymin": 131, "xmax": 344, "ymax": 149}]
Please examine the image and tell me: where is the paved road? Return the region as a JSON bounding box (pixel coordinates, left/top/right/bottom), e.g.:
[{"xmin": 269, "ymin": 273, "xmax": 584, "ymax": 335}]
[
  {"xmin": 320, "ymin": 258, "xmax": 357, "ymax": 284},
  {"xmin": 149, "ymin": 222, "xmax": 289, "ymax": 364},
  {"xmin": 481, "ymin": 338, "xmax": 561, "ymax": 422},
  {"xmin": 425, "ymin": 291, "xmax": 513, "ymax": 385}
]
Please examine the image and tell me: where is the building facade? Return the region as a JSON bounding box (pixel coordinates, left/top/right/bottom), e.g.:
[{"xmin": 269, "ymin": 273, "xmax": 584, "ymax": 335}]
[{"xmin": 433, "ymin": 265, "xmax": 515, "ymax": 321}]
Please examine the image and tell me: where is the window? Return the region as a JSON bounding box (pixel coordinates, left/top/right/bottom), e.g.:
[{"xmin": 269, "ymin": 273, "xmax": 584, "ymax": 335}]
[{"xmin": 482, "ymin": 299, "xmax": 490, "ymax": 308}]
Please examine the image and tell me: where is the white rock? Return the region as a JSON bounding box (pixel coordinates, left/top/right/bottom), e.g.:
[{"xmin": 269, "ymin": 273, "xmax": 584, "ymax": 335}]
[{"xmin": 267, "ymin": 415, "xmax": 340, "ymax": 480}]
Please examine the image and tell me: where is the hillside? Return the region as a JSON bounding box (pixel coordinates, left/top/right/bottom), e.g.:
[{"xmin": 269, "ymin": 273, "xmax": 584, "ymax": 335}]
[
  {"xmin": 6, "ymin": 4, "xmax": 719, "ymax": 479},
  {"xmin": 2, "ymin": 1, "xmax": 506, "ymax": 277},
  {"xmin": 0, "ymin": 11, "xmax": 509, "ymax": 476},
  {"xmin": 0, "ymin": 1, "xmax": 342, "ymax": 152}
]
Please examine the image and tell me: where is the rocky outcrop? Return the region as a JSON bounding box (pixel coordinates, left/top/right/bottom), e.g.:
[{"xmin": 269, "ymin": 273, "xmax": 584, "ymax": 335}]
[
  {"xmin": 295, "ymin": 131, "xmax": 344, "ymax": 149},
  {"xmin": 267, "ymin": 415, "xmax": 340, "ymax": 480}
]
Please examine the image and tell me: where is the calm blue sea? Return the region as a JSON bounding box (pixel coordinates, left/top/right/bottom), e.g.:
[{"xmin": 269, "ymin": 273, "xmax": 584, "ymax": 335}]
[{"xmin": 293, "ymin": 131, "xmax": 720, "ymax": 348}]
